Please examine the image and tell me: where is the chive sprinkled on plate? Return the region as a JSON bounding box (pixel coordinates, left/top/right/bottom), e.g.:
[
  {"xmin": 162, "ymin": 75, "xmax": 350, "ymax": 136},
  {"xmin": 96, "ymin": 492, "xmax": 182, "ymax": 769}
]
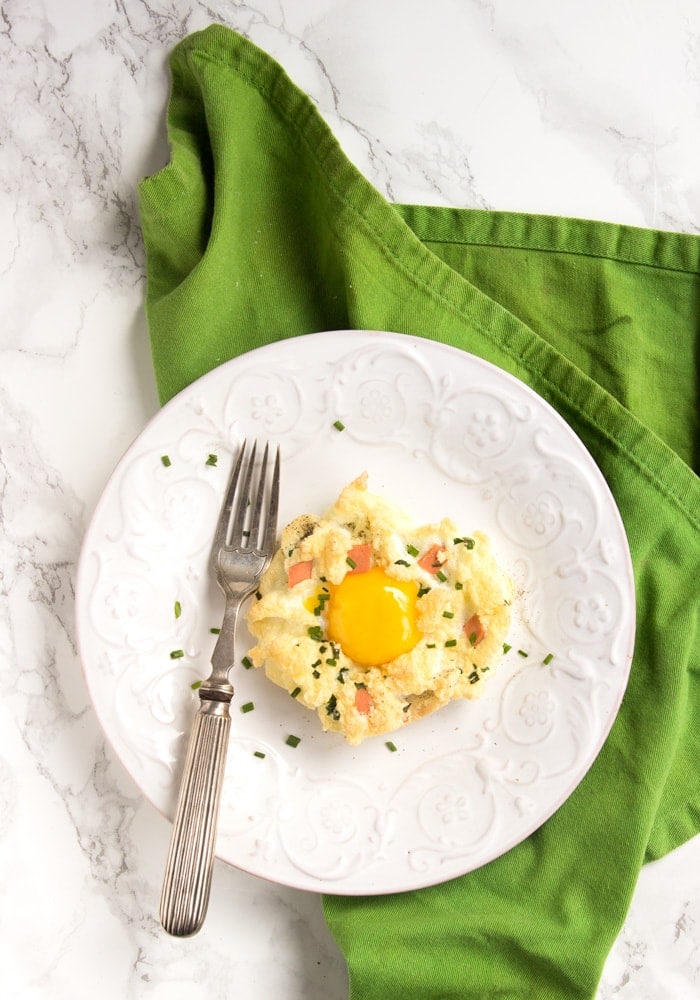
[
  {"xmin": 503, "ymin": 642, "xmax": 512, "ymax": 653},
  {"xmin": 241, "ymin": 655, "xmax": 253, "ymax": 669},
  {"xmin": 385, "ymin": 741, "xmax": 398, "ymax": 752},
  {"xmin": 543, "ymin": 652, "xmax": 554, "ymax": 665},
  {"xmin": 333, "ymin": 419, "xmax": 345, "ymax": 431},
  {"xmin": 210, "ymin": 626, "xmax": 221, "ymax": 634},
  {"xmin": 240, "ymin": 701, "xmax": 255, "ymax": 713},
  {"xmin": 191, "ymin": 680, "xmax": 202, "ymax": 690},
  {"xmin": 518, "ymin": 649, "xmax": 529, "ymax": 658},
  {"xmin": 253, "ymin": 751, "xmax": 266, "ymax": 759},
  {"xmin": 285, "ymin": 734, "xmax": 301, "ymax": 748},
  {"xmin": 174, "ymin": 600, "xmax": 182, "ymax": 619},
  {"xmin": 205, "ymin": 453, "xmax": 218, "ymax": 466},
  {"xmin": 290, "ymin": 686, "xmax": 301, "ymax": 698},
  {"xmin": 169, "ymin": 649, "xmax": 185, "ymax": 659},
  {"xmin": 160, "ymin": 455, "xmax": 171, "ymax": 467}
]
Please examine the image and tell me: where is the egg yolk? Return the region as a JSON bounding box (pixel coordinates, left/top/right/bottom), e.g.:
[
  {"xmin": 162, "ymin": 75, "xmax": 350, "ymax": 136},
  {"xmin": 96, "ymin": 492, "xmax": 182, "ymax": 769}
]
[{"xmin": 326, "ymin": 566, "xmax": 422, "ymax": 667}]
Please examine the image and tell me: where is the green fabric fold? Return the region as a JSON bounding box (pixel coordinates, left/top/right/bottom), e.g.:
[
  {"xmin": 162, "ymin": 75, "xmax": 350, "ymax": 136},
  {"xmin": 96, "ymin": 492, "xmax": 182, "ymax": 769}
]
[{"xmin": 139, "ymin": 24, "xmax": 699, "ymax": 999}]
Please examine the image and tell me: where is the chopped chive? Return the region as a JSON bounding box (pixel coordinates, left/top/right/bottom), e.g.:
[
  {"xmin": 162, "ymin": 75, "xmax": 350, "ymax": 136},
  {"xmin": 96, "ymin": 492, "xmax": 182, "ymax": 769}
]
[
  {"xmin": 241, "ymin": 655, "xmax": 253, "ymax": 669},
  {"xmin": 326, "ymin": 657, "xmax": 338, "ymax": 667},
  {"xmin": 253, "ymin": 751, "xmax": 266, "ymax": 759},
  {"xmin": 160, "ymin": 455, "xmax": 171, "ymax": 467},
  {"xmin": 210, "ymin": 627, "xmax": 221, "ymax": 634},
  {"xmin": 543, "ymin": 652, "xmax": 554, "ymax": 665},
  {"xmin": 436, "ymin": 570, "xmax": 448, "ymax": 583},
  {"xmin": 454, "ymin": 536, "xmax": 475, "ymax": 549},
  {"xmin": 333, "ymin": 419, "xmax": 345, "ymax": 432},
  {"xmin": 385, "ymin": 741, "xmax": 398, "ymax": 753},
  {"xmin": 169, "ymin": 649, "xmax": 185, "ymax": 659},
  {"xmin": 394, "ymin": 559, "xmax": 410, "ymax": 567},
  {"xmin": 325, "ymin": 694, "xmax": 340, "ymax": 720},
  {"xmin": 346, "ymin": 556, "xmax": 357, "ymax": 570},
  {"xmin": 308, "ymin": 626, "xmax": 324, "ymax": 641},
  {"xmin": 468, "ymin": 632, "xmax": 477, "ymax": 645},
  {"xmin": 311, "ymin": 659, "xmax": 322, "ymax": 668},
  {"xmin": 468, "ymin": 670, "xmax": 480, "ymax": 685},
  {"xmin": 518, "ymin": 649, "xmax": 529, "ymax": 658},
  {"xmin": 191, "ymin": 680, "xmax": 202, "ymax": 690},
  {"xmin": 355, "ymin": 682, "xmax": 367, "ymax": 690},
  {"xmin": 455, "ymin": 581, "xmax": 463, "ymax": 590},
  {"xmin": 205, "ymin": 453, "xmax": 218, "ymax": 466},
  {"xmin": 442, "ymin": 610, "xmax": 455, "ymax": 619},
  {"xmin": 312, "ymin": 670, "xmax": 320, "ymax": 678},
  {"xmin": 174, "ymin": 600, "xmax": 182, "ymax": 619},
  {"xmin": 291, "ymin": 686, "xmax": 301, "ymax": 699},
  {"xmin": 418, "ymin": 585, "xmax": 431, "ymax": 598},
  {"xmin": 445, "ymin": 639, "xmax": 457, "ymax": 648},
  {"xmin": 406, "ymin": 544, "xmax": 419, "ymax": 557},
  {"xmin": 240, "ymin": 701, "xmax": 255, "ymax": 713},
  {"xmin": 426, "ymin": 642, "xmax": 436, "ymax": 649},
  {"xmin": 286, "ymin": 734, "xmax": 301, "ymax": 748},
  {"xmin": 503, "ymin": 642, "xmax": 512, "ymax": 654}
]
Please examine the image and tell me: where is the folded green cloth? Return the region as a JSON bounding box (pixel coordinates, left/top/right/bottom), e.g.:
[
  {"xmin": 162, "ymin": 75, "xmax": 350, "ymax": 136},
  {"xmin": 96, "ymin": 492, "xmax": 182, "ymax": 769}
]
[{"xmin": 139, "ymin": 24, "xmax": 699, "ymax": 999}]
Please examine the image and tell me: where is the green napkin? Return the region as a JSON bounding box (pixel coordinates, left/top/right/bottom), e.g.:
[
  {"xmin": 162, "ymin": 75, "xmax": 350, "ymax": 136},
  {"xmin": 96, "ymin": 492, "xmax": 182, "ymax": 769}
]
[{"xmin": 139, "ymin": 24, "xmax": 699, "ymax": 999}]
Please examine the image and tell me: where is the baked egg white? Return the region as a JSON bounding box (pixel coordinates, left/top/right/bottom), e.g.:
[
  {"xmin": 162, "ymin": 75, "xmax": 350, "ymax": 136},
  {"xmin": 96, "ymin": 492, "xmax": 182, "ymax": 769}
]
[{"xmin": 246, "ymin": 474, "xmax": 513, "ymax": 745}]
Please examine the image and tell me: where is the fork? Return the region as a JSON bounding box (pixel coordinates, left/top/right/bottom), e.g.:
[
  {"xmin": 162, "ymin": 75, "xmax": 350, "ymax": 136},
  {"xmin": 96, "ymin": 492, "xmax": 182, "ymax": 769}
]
[{"xmin": 159, "ymin": 440, "xmax": 280, "ymax": 937}]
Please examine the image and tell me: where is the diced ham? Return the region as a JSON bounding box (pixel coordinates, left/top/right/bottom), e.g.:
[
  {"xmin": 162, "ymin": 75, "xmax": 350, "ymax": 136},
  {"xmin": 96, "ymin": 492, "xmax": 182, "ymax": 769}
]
[
  {"xmin": 287, "ymin": 560, "xmax": 313, "ymax": 587},
  {"xmin": 418, "ymin": 544, "xmax": 447, "ymax": 575},
  {"xmin": 464, "ymin": 614, "xmax": 486, "ymax": 646},
  {"xmin": 347, "ymin": 542, "xmax": 372, "ymax": 574},
  {"xmin": 355, "ymin": 687, "xmax": 373, "ymax": 715}
]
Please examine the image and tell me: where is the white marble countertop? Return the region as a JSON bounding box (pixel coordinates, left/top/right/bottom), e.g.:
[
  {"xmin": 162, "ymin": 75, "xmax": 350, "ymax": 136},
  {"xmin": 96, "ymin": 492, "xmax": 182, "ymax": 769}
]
[{"xmin": 2, "ymin": 1, "xmax": 698, "ymax": 997}]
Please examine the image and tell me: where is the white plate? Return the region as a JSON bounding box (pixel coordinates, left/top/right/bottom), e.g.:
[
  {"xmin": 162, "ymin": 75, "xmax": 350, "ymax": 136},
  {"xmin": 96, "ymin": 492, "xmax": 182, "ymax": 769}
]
[{"xmin": 76, "ymin": 330, "xmax": 635, "ymax": 894}]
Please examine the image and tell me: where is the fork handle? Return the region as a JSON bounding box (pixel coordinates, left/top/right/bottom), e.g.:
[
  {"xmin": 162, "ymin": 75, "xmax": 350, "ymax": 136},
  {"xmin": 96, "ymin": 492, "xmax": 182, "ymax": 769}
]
[{"xmin": 160, "ymin": 692, "xmax": 232, "ymax": 936}]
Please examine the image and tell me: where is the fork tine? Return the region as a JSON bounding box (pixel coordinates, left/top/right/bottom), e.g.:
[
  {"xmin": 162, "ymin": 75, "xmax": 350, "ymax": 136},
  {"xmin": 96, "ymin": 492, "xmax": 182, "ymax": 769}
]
[
  {"xmin": 210, "ymin": 441, "xmax": 247, "ymax": 557},
  {"xmin": 262, "ymin": 445, "xmax": 280, "ymax": 552},
  {"xmin": 246, "ymin": 442, "xmax": 270, "ymax": 547},
  {"xmin": 228, "ymin": 440, "xmax": 257, "ymax": 544}
]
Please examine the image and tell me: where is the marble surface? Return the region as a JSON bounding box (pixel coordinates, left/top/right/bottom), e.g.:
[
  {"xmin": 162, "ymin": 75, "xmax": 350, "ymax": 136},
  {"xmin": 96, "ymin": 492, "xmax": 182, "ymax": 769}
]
[{"xmin": 1, "ymin": 0, "xmax": 698, "ymax": 997}]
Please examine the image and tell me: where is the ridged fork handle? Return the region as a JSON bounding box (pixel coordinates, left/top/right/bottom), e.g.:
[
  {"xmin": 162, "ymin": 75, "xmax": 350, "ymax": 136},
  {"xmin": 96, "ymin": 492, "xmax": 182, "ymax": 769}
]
[{"xmin": 160, "ymin": 694, "xmax": 232, "ymax": 936}]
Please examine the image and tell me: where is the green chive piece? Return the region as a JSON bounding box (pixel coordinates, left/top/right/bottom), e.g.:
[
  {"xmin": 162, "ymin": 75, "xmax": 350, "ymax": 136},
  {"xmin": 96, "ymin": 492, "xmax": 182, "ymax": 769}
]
[
  {"xmin": 454, "ymin": 537, "xmax": 476, "ymax": 549},
  {"xmin": 333, "ymin": 419, "xmax": 345, "ymax": 431},
  {"xmin": 206, "ymin": 453, "xmax": 218, "ymax": 466},
  {"xmin": 518, "ymin": 649, "xmax": 529, "ymax": 658},
  {"xmin": 385, "ymin": 741, "xmax": 398, "ymax": 753},
  {"xmin": 346, "ymin": 556, "xmax": 357, "ymax": 569},
  {"xmin": 169, "ymin": 649, "xmax": 185, "ymax": 659},
  {"xmin": 241, "ymin": 701, "xmax": 255, "ymax": 713},
  {"xmin": 394, "ymin": 559, "xmax": 410, "ymax": 567},
  {"xmin": 286, "ymin": 734, "xmax": 301, "ymax": 748},
  {"xmin": 191, "ymin": 680, "xmax": 202, "ymax": 690},
  {"xmin": 406, "ymin": 544, "xmax": 419, "ymax": 557},
  {"xmin": 426, "ymin": 643, "xmax": 436, "ymax": 649},
  {"xmin": 543, "ymin": 652, "xmax": 554, "ymax": 665},
  {"xmin": 418, "ymin": 585, "xmax": 431, "ymax": 598},
  {"xmin": 436, "ymin": 570, "xmax": 447, "ymax": 583},
  {"xmin": 253, "ymin": 751, "xmax": 266, "ymax": 759},
  {"xmin": 291, "ymin": 686, "xmax": 301, "ymax": 699},
  {"xmin": 174, "ymin": 600, "xmax": 182, "ymax": 619},
  {"xmin": 468, "ymin": 632, "xmax": 477, "ymax": 645},
  {"xmin": 442, "ymin": 611, "xmax": 455, "ymax": 619},
  {"xmin": 455, "ymin": 581, "xmax": 463, "ymax": 590},
  {"xmin": 308, "ymin": 626, "xmax": 324, "ymax": 641},
  {"xmin": 161, "ymin": 455, "xmax": 171, "ymax": 467},
  {"xmin": 445, "ymin": 639, "xmax": 457, "ymax": 648},
  {"xmin": 503, "ymin": 642, "xmax": 512, "ymax": 654},
  {"xmin": 210, "ymin": 627, "xmax": 221, "ymax": 634},
  {"xmin": 241, "ymin": 655, "xmax": 253, "ymax": 669}
]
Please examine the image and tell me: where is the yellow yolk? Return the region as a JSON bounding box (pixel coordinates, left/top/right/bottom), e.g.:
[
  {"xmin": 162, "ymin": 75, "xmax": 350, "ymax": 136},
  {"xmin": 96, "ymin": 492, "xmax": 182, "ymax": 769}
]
[{"xmin": 326, "ymin": 566, "xmax": 422, "ymax": 667}]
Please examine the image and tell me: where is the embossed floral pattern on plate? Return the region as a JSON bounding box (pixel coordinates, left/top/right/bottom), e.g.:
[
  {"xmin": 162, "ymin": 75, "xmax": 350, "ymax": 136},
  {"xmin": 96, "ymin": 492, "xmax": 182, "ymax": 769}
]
[{"xmin": 76, "ymin": 331, "xmax": 635, "ymax": 895}]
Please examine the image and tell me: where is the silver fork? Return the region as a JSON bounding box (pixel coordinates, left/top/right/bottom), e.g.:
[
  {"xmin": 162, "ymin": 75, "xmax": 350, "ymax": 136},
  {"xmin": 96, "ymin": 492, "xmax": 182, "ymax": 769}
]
[{"xmin": 160, "ymin": 440, "xmax": 280, "ymax": 937}]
